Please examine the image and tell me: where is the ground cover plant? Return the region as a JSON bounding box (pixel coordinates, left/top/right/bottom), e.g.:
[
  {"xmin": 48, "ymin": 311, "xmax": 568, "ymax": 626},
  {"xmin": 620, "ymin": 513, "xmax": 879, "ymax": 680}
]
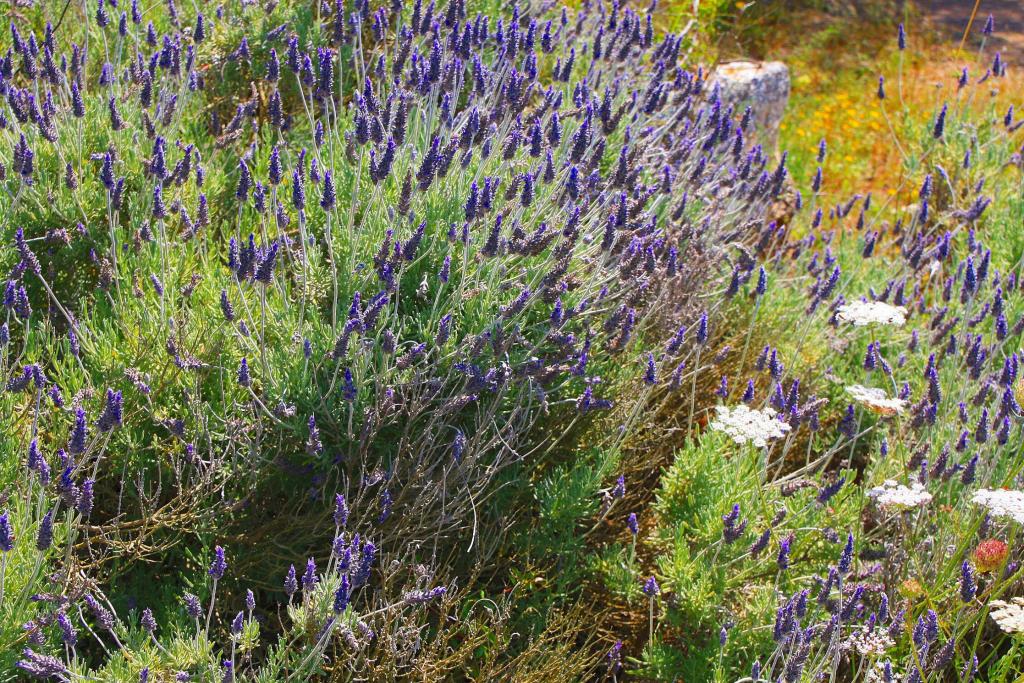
[{"xmin": 0, "ymin": 0, "xmax": 1022, "ymax": 680}]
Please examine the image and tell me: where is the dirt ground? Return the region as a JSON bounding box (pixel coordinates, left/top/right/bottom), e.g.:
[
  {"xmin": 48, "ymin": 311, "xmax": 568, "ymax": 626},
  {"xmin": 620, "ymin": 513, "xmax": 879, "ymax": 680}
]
[{"xmin": 921, "ymin": 0, "xmax": 1024, "ymax": 62}]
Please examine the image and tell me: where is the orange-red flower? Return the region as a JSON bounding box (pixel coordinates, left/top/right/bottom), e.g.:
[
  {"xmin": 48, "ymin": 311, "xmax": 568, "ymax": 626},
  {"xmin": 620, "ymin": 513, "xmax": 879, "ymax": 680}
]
[{"xmin": 974, "ymin": 539, "xmax": 1009, "ymax": 574}]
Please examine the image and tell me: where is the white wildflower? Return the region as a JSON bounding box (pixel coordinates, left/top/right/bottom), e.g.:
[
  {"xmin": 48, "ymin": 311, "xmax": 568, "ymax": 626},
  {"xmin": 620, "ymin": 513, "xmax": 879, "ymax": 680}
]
[
  {"xmin": 846, "ymin": 385, "xmax": 907, "ymax": 416},
  {"xmin": 710, "ymin": 405, "xmax": 791, "ymax": 448},
  {"xmin": 846, "ymin": 628, "xmax": 894, "ymax": 657},
  {"xmin": 836, "ymin": 300, "xmax": 907, "ymax": 327},
  {"xmin": 867, "ymin": 479, "xmax": 932, "ymax": 510},
  {"xmin": 989, "ymin": 598, "xmax": 1024, "ymax": 635},
  {"xmin": 972, "ymin": 489, "xmax": 1024, "ymax": 525}
]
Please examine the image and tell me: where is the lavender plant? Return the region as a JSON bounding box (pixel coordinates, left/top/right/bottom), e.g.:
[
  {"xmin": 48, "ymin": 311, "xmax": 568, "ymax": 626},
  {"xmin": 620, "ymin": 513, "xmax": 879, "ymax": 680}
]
[
  {"xmin": 0, "ymin": 0, "xmax": 790, "ymax": 678},
  {"xmin": 572, "ymin": 18, "xmax": 1024, "ymax": 683}
]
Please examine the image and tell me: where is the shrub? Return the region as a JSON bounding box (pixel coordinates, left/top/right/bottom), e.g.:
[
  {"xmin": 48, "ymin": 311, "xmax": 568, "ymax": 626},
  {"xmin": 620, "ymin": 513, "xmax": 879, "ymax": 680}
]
[
  {"xmin": 585, "ymin": 18, "xmax": 1024, "ymax": 683},
  {"xmin": 0, "ymin": 0, "xmax": 782, "ymax": 678}
]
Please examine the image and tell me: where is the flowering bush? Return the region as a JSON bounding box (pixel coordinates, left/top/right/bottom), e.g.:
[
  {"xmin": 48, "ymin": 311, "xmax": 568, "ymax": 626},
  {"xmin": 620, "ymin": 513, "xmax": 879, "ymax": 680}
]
[
  {"xmin": 574, "ymin": 17, "xmax": 1024, "ymax": 683},
  {"xmin": 0, "ymin": 0, "xmax": 794, "ymax": 679},
  {"xmin": 1, "ymin": 0, "xmax": 1022, "ymax": 680}
]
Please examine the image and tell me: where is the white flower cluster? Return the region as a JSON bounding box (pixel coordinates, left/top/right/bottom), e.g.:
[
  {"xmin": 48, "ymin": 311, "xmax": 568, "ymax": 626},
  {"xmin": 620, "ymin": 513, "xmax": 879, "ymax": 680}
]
[
  {"xmin": 846, "ymin": 628, "xmax": 894, "ymax": 656},
  {"xmin": 846, "ymin": 385, "xmax": 907, "ymax": 416},
  {"xmin": 972, "ymin": 489, "xmax": 1024, "ymax": 525},
  {"xmin": 867, "ymin": 480, "xmax": 932, "ymax": 510},
  {"xmin": 837, "ymin": 300, "xmax": 908, "ymax": 327},
  {"xmin": 989, "ymin": 598, "xmax": 1024, "ymax": 635},
  {"xmin": 710, "ymin": 405, "xmax": 791, "ymax": 448}
]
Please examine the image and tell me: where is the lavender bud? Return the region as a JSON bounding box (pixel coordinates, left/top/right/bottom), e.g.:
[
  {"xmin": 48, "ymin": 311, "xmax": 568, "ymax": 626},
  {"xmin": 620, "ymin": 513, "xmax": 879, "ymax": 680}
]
[
  {"xmin": 0, "ymin": 512, "xmax": 12, "ymax": 551},
  {"xmin": 141, "ymin": 608, "xmax": 157, "ymax": 633},
  {"xmin": 36, "ymin": 509, "xmax": 53, "ymax": 551},
  {"xmin": 184, "ymin": 592, "xmax": 202, "ymax": 619},
  {"xmin": 960, "ymin": 560, "xmax": 976, "ymax": 603},
  {"xmin": 209, "ymin": 545, "xmax": 227, "ymax": 579}
]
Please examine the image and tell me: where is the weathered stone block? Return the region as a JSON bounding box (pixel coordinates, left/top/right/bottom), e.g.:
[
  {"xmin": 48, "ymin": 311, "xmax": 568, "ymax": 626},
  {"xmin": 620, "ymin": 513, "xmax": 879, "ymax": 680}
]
[{"xmin": 711, "ymin": 61, "xmax": 790, "ymax": 153}]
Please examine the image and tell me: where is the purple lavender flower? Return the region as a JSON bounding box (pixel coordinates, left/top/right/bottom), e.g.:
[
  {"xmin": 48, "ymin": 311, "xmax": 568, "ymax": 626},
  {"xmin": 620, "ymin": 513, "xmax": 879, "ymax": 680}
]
[
  {"xmin": 742, "ymin": 380, "xmax": 755, "ymax": 403},
  {"xmin": 193, "ymin": 13, "xmax": 206, "ymax": 43},
  {"xmin": 86, "ymin": 595, "xmax": 116, "ymax": 631},
  {"xmin": 776, "ymin": 534, "xmax": 793, "ymax": 570},
  {"xmin": 643, "ymin": 353, "xmax": 657, "ymax": 385},
  {"xmin": 839, "ymin": 404, "xmax": 857, "ymax": 439},
  {"xmin": 342, "ymin": 368, "xmax": 357, "ymax": 401},
  {"xmin": 236, "ymin": 161, "xmax": 252, "ymax": 201},
  {"xmin": 284, "ymin": 565, "xmax": 298, "ymax": 597},
  {"xmin": 237, "ymin": 358, "xmax": 251, "ymax": 387},
  {"xmin": 184, "ymin": 593, "xmax": 202, "ymax": 619},
  {"xmin": 94, "ymin": 389, "xmax": 122, "ymax": 433},
  {"xmin": 722, "ymin": 504, "xmax": 746, "ymax": 544},
  {"xmin": 152, "ymin": 183, "xmax": 167, "ymax": 219},
  {"xmin": 36, "ymin": 509, "xmax": 53, "ymax": 551},
  {"xmin": 933, "ymin": 103, "xmax": 948, "ymax": 139},
  {"xmin": 254, "ymin": 242, "xmax": 279, "ymax": 284},
  {"xmin": 302, "ymin": 557, "xmax": 318, "ymax": 591},
  {"xmin": 402, "ymin": 221, "xmax": 426, "ymax": 261},
  {"xmin": 612, "ymin": 476, "xmax": 626, "ymax": 499},
  {"xmin": 14, "ymin": 228, "xmax": 40, "ymax": 275},
  {"xmin": 108, "ymin": 95, "xmax": 124, "ymax": 130},
  {"xmin": 220, "ymin": 290, "xmax": 235, "ymax": 322},
  {"xmin": 838, "ymin": 532, "xmax": 854, "ymax": 573},
  {"xmin": 291, "ymin": 168, "xmax": 305, "ymax": 210},
  {"xmin": 975, "ymin": 409, "xmax": 989, "ymax": 443},
  {"xmin": 230, "ymin": 611, "xmax": 244, "ymax": 636},
  {"xmin": 320, "ymin": 170, "xmax": 336, "ymax": 211},
  {"xmin": 333, "ymin": 575, "xmax": 350, "ymax": 613},
  {"xmin": 642, "ymin": 576, "xmax": 659, "ymax": 597},
  {"xmin": 817, "ymin": 477, "xmax": 845, "ymax": 506},
  {"xmin": 0, "ymin": 512, "xmax": 12, "ymax": 551},
  {"xmin": 252, "ymin": 185, "xmax": 267, "ymax": 216},
  {"xmin": 77, "ymin": 479, "xmax": 94, "ymax": 517},
  {"xmin": 378, "ymin": 490, "xmax": 392, "ymax": 524},
  {"xmin": 334, "ymin": 493, "xmax": 349, "ymax": 528},
  {"xmin": 209, "ymin": 545, "xmax": 227, "ymax": 579},
  {"xmin": 756, "ymin": 267, "xmax": 767, "ymax": 296},
  {"xmin": 16, "ymin": 649, "xmax": 67, "ymax": 679},
  {"xmin": 305, "ymin": 415, "xmax": 322, "ymax": 455},
  {"xmin": 96, "ymin": 0, "xmax": 109, "ymax": 28},
  {"xmin": 404, "ymin": 586, "xmax": 447, "ymax": 604},
  {"xmin": 960, "ymin": 560, "xmax": 976, "ymax": 603},
  {"xmin": 141, "ymin": 607, "xmax": 157, "ymax": 633},
  {"xmin": 997, "ymin": 416, "xmax": 1011, "ymax": 445},
  {"xmin": 352, "ymin": 541, "xmax": 376, "ymax": 588},
  {"xmin": 745, "ymin": 528, "xmax": 770, "ymax": 557}
]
